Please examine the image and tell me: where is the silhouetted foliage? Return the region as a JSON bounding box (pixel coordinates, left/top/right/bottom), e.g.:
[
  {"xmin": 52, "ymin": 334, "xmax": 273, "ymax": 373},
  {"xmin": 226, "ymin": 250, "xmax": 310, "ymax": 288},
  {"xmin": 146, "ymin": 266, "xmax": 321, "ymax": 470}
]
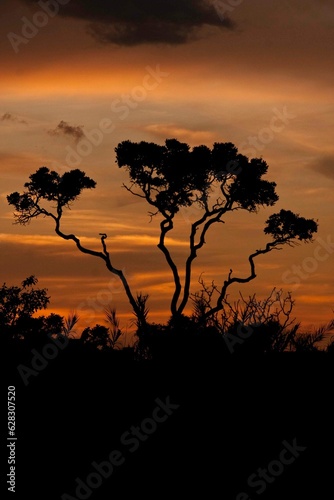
[
  {"xmin": 116, "ymin": 138, "xmax": 318, "ymax": 320},
  {"xmin": 115, "ymin": 139, "xmax": 279, "ymax": 215},
  {"xmin": 7, "ymin": 139, "xmax": 318, "ymax": 345},
  {"xmin": 104, "ymin": 306, "xmax": 124, "ymax": 349},
  {"xmin": 80, "ymin": 324, "xmax": 112, "ymax": 350},
  {"xmin": 264, "ymin": 209, "xmax": 318, "ymax": 242},
  {"xmin": 0, "ymin": 275, "xmax": 50, "ymax": 339},
  {"xmin": 7, "ymin": 167, "xmax": 142, "ymax": 323},
  {"xmin": 133, "ymin": 292, "xmax": 149, "ymax": 334},
  {"xmin": 0, "ymin": 276, "xmax": 84, "ymax": 346},
  {"xmin": 134, "ymin": 287, "xmax": 333, "ymax": 358},
  {"xmin": 79, "ymin": 307, "xmax": 124, "ymax": 350},
  {"xmin": 63, "ymin": 311, "xmax": 80, "ymax": 338},
  {"xmin": 326, "ymin": 334, "xmax": 334, "ymax": 353},
  {"xmin": 39, "ymin": 313, "xmax": 65, "ymax": 337},
  {"xmin": 292, "ymin": 319, "xmax": 334, "ymax": 353},
  {"xmin": 7, "ymin": 167, "xmax": 96, "ymax": 225}
]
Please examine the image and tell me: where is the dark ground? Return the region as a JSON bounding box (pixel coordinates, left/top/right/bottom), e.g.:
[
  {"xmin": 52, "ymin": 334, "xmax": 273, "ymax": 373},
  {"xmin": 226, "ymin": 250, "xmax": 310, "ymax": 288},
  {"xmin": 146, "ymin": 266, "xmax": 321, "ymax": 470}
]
[{"xmin": 3, "ymin": 341, "xmax": 334, "ymax": 499}]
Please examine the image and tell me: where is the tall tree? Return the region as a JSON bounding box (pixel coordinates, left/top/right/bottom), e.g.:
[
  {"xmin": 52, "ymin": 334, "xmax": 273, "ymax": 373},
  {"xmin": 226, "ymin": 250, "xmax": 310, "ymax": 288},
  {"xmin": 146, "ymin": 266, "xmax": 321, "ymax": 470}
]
[
  {"xmin": 7, "ymin": 167, "xmax": 143, "ymax": 322},
  {"xmin": 8, "ymin": 140, "xmax": 318, "ymax": 324},
  {"xmin": 116, "ymin": 139, "xmax": 318, "ymax": 319}
]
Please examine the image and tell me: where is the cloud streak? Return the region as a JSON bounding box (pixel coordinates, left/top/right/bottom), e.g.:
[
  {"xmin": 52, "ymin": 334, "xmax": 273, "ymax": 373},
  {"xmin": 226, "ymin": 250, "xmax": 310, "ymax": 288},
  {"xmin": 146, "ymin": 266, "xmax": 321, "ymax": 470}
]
[
  {"xmin": 308, "ymin": 154, "xmax": 334, "ymax": 181},
  {"xmin": 144, "ymin": 123, "xmax": 216, "ymax": 144},
  {"xmin": 22, "ymin": 0, "xmax": 234, "ymax": 45},
  {"xmin": 48, "ymin": 120, "xmax": 85, "ymax": 143},
  {"xmin": 1, "ymin": 112, "xmax": 27, "ymax": 124}
]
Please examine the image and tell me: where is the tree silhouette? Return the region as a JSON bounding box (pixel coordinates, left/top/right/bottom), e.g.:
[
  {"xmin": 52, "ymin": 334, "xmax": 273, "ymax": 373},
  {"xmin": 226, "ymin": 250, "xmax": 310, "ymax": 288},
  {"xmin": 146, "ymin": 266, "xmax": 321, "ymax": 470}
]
[
  {"xmin": 7, "ymin": 140, "xmax": 318, "ymax": 328},
  {"xmin": 7, "ymin": 167, "xmax": 144, "ymax": 324},
  {"xmin": 0, "ymin": 275, "xmax": 81, "ymax": 343},
  {"xmin": 0, "ymin": 275, "xmax": 49, "ymax": 339},
  {"xmin": 116, "ymin": 139, "xmax": 318, "ymax": 320},
  {"xmin": 80, "ymin": 324, "xmax": 112, "ymax": 350}
]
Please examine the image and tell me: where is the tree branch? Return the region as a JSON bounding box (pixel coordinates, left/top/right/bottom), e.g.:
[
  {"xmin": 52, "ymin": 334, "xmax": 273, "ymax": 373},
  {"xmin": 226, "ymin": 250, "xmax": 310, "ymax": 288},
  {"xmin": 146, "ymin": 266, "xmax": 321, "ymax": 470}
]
[
  {"xmin": 53, "ymin": 218, "xmax": 141, "ymax": 319},
  {"xmin": 122, "ymin": 183, "xmax": 146, "ymax": 200},
  {"xmin": 204, "ymin": 239, "xmax": 289, "ymax": 319},
  {"xmin": 177, "ymin": 202, "xmax": 230, "ymax": 316}
]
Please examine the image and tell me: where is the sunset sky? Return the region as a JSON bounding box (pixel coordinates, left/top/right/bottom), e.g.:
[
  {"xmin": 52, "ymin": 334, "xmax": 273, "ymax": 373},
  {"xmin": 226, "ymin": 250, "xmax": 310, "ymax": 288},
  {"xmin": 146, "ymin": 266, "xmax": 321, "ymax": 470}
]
[{"xmin": 1, "ymin": 0, "xmax": 334, "ymax": 337}]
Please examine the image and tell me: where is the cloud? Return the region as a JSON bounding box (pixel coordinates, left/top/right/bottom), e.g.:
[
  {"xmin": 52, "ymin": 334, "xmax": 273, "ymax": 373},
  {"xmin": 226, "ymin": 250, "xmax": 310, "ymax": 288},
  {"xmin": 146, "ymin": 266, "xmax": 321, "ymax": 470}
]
[
  {"xmin": 144, "ymin": 123, "xmax": 216, "ymax": 144},
  {"xmin": 1, "ymin": 112, "xmax": 27, "ymax": 124},
  {"xmin": 308, "ymin": 155, "xmax": 334, "ymax": 180},
  {"xmin": 0, "ymin": 232, "xmax": 187, "ymax": 250},
  {"xmin": 48, "ymin": 120, "xmax": 85, "ymax": 143},
  {"xmin": 22, "ymin": 0, "xmax": 234, "ymax": 45},
  {"xmin": 116, "ymin": 234, "xmax": 189, "ymax": 247},
  {"xmin": 1, "ymin": 113, "xmax": 14, "ymax": 121}
]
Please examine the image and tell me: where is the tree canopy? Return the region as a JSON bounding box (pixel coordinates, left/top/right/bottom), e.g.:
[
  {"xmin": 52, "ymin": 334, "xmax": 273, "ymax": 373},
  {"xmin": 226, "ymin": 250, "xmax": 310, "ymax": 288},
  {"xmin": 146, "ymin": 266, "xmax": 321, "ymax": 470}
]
[
  {"xmin": 7, "ymin": 167, "xmax": 96, "ymax": 225},
  {"xmin": 0, "ymin": 275, "xmax": 61, "ymax": 340},
  {"xmin": 0, "ymin": 276, "xmax": 49, "ymax": 328},
  {"xmin": 115, "ymin": 139, "xmax": 279, "ymax": 216}
]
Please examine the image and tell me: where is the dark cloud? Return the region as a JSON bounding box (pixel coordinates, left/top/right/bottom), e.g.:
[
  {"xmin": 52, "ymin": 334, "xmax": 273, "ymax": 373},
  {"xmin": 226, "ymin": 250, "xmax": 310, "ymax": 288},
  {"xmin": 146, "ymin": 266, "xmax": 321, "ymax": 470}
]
[
  {"xmin": 1, "ymin": 112, "xmax": 13, "ymax": 121},
  {"xmin": 309, "ymin": 155, "xmax": 334, "ymax": 180},
  {"xmin": 48, "ymin": 121, "xmax": 85, "ymax": 143},
  {"xmin": 1, "ymin": 112, "xmax": 27, "ymax": 124},
  {"xmin": 22, "ymin": 0, "xmax": 233, "ymax": 45}
]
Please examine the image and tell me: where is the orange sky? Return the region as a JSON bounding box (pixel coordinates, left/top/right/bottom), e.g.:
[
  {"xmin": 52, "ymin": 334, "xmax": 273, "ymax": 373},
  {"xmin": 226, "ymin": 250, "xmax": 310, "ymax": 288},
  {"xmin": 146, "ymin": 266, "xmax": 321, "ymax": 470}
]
[{"xmin": 1, "ymin": 0, "xmax": 334, "ymax": 337}]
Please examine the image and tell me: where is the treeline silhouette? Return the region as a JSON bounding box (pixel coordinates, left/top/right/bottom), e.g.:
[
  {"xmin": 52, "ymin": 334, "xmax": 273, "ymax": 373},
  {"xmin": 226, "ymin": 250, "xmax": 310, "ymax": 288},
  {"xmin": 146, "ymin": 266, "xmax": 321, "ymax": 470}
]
[
  {"xmin": 4, "ymin": 276, "xmax": 334, "ymax": 500},
  {"xmin": 3, "ymin": 275, "xmax": 334, "ymax": 359}
]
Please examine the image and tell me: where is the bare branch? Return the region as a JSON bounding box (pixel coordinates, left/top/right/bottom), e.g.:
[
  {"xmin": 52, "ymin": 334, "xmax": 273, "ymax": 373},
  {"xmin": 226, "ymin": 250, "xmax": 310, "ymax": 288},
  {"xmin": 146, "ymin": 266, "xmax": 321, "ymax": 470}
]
[
  {"xmin": 122, "ymin": 182, "xmax": 146, "ymax": 199},
  {"xmin": 204, "ymin": 239, "xmax": 289, "ymax": 319},
  {"xmin": 177, "ymin": 203, "xmax": 230, "ymax": 315}
]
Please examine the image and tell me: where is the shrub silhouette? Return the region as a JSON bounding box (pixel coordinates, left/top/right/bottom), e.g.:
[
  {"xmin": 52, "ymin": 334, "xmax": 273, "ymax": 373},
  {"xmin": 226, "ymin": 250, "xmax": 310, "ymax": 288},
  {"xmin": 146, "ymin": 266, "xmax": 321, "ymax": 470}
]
[
  {"xmin": 0, "ymin": 275, "xmax": 49, "ymax": 340},
  {"xmin": 79, "ymin": 307, "xmax": 124, "ymax": 351}
]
